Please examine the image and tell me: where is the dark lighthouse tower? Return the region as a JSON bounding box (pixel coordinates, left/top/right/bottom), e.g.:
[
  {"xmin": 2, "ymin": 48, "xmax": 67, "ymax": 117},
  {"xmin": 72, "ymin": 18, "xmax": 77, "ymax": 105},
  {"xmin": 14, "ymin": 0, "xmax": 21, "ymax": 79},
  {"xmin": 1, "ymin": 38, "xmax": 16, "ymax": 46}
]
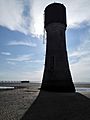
[{"xmin": 41, "ymin": 3, "xmax": 75, "ymax": 92}]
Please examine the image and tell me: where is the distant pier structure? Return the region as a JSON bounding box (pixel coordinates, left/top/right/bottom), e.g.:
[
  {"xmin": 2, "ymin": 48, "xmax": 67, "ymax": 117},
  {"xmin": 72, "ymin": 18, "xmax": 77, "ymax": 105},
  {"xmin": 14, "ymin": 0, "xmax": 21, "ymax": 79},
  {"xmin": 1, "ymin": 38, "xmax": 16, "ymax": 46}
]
[{"xmin": 41, "ymin": 3, "xmax": 75, "ymax": 92}]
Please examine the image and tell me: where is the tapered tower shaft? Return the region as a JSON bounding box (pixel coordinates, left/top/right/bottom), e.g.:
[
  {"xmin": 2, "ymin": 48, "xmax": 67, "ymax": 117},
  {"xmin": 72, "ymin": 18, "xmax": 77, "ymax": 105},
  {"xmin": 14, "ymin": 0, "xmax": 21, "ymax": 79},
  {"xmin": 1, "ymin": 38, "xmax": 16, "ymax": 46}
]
[{"xmin": 41, "ymin": 3, "xmax": 75, "ymax": 92}]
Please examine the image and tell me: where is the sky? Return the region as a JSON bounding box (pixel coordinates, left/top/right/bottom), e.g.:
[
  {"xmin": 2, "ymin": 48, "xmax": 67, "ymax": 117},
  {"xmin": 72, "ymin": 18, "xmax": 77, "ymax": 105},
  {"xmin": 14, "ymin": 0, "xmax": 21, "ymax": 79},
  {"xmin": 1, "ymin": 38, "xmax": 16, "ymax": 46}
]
[{"xmin": 0, "ymin": 0, "xmax": 90, "ymax": 83}]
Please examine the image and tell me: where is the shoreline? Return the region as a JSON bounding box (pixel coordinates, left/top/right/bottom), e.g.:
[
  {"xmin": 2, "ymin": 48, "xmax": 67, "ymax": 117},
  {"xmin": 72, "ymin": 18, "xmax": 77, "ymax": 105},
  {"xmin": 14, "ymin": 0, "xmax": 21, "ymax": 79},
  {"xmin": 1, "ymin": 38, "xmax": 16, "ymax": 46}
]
[
  {"xmin": 0, "ymin": 84, "xmax": 40, "ymax": 120},
  {"xmin": 0, "ymin": 83, "xmax": 90, "ymax": 120}
]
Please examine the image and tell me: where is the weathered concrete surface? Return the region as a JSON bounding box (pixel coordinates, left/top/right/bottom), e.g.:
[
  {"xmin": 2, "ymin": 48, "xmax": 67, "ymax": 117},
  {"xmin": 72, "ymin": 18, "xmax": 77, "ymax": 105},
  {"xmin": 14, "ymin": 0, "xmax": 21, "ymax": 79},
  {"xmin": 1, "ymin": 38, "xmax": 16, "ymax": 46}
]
[{"xmin": 21, "ymin": 91, "xmax": 90, "ymax": 120}]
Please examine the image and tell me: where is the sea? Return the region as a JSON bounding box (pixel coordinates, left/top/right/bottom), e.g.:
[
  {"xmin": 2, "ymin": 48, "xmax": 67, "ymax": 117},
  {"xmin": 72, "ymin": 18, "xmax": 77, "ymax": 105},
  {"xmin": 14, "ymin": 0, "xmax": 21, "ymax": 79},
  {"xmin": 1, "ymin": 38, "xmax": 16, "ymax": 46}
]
[
  {"xmin": 76, "ymin": 87, "xmax": 90, "ymax": 92},
  {"xmin": 0, "ymin": 82, "xmax": 90, "ymax": 93}
]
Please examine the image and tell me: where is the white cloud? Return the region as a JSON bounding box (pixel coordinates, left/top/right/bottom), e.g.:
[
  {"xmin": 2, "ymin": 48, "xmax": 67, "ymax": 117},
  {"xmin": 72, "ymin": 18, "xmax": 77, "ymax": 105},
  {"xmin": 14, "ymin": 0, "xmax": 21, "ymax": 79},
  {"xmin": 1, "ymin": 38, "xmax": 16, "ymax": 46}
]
[
  {"xmin": 7, "ymin": 54, "xmax": 31, "ymax": 62},
  {"xmin": 62, "ymin": 0, "xmax": 90, "ymax": 28},
  {"xmin": 0, "ymin": 69, "xmax": 44, "ymax": 82},
  {"xmin": 22, "ymin": 69, "xmax": 44, "ymax": 82},
  {"xmin": 70, "ymin": 55, "xmax": 90, "ymax": 83},
  {"xmin": 69, "ymin": 37, "xmax": 90, "ymax": 60},
  {"xmin": 8, "ymin": 40, "xmax": 36, "ymax": 47},
  {"xmin": 69, "ymin": 31, "xmax": 90, "ymax": 83},
  {"xmin": 7, "ymin": 61, "xmax": 15, "ymax": 65},
  {"xmin": 0, "ymin": 0, "xmax": 90, "ymax": 36},
  {"xmin": 0, "ymin": 0, "xmax": 32, "ymax": 34},
  {"xmin": 0, "ymin": 0, "xmax": 25, "ymax": 32},
  {"xmin": 1, "ymin": 52, "xmax": 11, "ymax": 55},
  {"xmin": 30, "ymin": 0, "xmax": 90, "ymax": 36},
  {"xmin": 29, "ymin": 0, "xmax": 55, "ymax": 36},
  {"xmin": 29, "ymin": 60, "xmax": 44, "ymax": 63}
]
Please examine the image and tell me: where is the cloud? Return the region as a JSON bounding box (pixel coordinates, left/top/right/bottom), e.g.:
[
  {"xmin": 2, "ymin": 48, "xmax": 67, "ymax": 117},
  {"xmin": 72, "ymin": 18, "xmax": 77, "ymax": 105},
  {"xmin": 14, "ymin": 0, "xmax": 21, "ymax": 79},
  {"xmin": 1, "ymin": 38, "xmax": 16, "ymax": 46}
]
[
  {"xmin": 8, "ymin": 40, "xmax": 36, "ymax": 47},
  {"xmin": 0, "ymin": 0, "xmax": 90, "ymax": 36},
  {"xmin": 21, "ymin": 70, "xmax": 43, "ymax": 82},
  {"xmin": 7, "ymin": 54, "xmax": 31, "ymax": 62},
  {"xmin": 0, "ymin": 0, "xmax": 24, "ymax": 32},
  {"xmin": 68, "ymin": 30, "xmax": 90, "ymax": 82},
  {"xmin": 1, "ymin": 52, "xmax": 11, "ymax": 55},
  {"xmin": 30, "ymin": 0, "xmax": 90, "ymax": 36},
  {"xmin": 7, "ymin": 61, "xmax": 15, "ymax": 65},
  {"xmin": 0, "ymin": 68, "xmax": 44, "ymax": 82},
  {"xmin": 70, "ymin": 55, "xmax": 90, "ymax": 83},
  {"xmin": 0, "ymin": 0, "xmax": 31, "ymax": 34},
  {"xmin": 61, "ymin": 0, "xmax": 90, "ymax": 28},
  {"xmin": 69, "ymin": 37, "xmax": 90, "ymax": 62},
  {"xmin": 7, "ymin": 55, "xmax": 43, "ymax": 63},
  {"xmin": 29, "ymin": 60, "xmax": 44, "ymax": 63}
]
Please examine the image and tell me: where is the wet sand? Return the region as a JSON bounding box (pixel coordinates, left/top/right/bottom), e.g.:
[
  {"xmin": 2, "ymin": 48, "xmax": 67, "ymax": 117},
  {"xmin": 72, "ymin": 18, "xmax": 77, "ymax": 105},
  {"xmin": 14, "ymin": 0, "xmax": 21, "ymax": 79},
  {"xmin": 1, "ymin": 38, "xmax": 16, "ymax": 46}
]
[{"xmin": 0, "ymin": 83, "xmax": 40, "ymax": 120}]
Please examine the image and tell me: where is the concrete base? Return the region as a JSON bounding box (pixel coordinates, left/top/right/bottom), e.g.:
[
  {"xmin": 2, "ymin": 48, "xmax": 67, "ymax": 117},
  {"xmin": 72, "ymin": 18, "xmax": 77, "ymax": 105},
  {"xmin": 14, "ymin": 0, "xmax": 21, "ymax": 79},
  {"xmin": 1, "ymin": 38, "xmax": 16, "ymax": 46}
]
[{"xmin": 21, "ymin": 91, "xmax": 90, "ymax": 120}]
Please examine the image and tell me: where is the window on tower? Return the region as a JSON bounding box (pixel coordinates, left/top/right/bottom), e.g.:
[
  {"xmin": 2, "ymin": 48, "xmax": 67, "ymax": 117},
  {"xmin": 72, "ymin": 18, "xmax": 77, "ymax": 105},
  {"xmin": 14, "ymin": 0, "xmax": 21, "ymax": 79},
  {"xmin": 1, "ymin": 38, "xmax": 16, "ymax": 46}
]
[{"xmin": 50, "ymin": 56, "xmax": 54, "ymax": 71}]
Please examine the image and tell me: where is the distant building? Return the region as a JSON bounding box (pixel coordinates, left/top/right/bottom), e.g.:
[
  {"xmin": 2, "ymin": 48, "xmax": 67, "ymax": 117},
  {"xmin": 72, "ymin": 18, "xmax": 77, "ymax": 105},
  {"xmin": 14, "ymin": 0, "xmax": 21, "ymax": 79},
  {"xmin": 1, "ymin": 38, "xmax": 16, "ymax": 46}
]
[{"xmin": 21, "ymin": 81, "xmax": 29, "ymax": 83}]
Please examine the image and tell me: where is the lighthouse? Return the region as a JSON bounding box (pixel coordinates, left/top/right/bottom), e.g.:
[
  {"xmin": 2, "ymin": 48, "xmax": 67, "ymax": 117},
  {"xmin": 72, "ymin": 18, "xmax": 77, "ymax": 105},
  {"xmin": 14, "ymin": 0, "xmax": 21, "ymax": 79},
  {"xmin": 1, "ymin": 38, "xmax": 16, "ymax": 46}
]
[{"xmin": 41, "ymin": 3, "xmax": 75, "ymax": 92}]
